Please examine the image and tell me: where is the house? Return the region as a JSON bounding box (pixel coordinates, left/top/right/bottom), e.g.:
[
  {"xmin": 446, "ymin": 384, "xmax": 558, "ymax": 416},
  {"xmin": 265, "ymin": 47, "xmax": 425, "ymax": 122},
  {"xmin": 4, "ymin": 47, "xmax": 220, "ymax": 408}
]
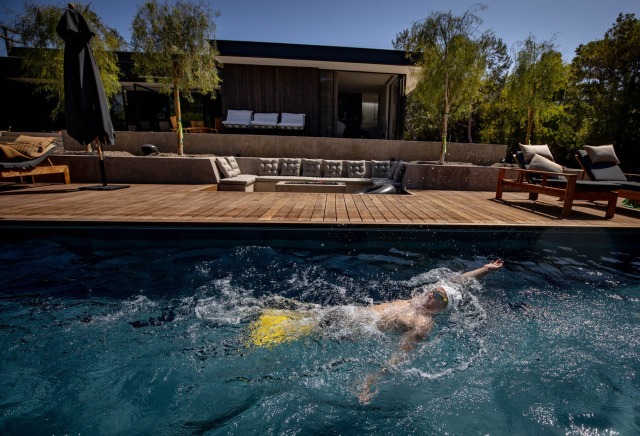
[{"xmin": 0, "ymin": 41, "xmax": 417, "ymax": 139}]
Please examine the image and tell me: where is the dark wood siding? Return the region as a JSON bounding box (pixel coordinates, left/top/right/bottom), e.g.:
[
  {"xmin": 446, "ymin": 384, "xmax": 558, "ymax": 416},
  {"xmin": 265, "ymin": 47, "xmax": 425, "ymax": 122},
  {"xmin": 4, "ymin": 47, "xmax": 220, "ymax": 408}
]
[{"xmin": 220, "ymin": 64, "xmax": 320, "ymax": 136}]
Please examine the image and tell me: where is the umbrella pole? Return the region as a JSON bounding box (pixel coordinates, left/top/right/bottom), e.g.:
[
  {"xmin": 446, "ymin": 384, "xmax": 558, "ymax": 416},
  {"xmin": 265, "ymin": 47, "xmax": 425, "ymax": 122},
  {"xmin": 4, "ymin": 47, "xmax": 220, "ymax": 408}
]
[{"xmin": 96, "ymin": 141, "xmax": 108, "ymax": 187}]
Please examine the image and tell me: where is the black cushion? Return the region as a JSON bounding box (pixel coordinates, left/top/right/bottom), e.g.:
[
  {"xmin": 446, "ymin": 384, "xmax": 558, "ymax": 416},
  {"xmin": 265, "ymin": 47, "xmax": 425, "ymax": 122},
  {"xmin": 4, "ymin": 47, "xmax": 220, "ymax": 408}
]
[
  {"xmin": 577, "ymin": 150, "xmax": 627, "ymax": 182},
  {"xmin": 544, "ymin": 179, "xmax": 621, "ymax": 192},
  {"xmin": 618, "ymin": 181, "xmax": 640, "ymax": 192}
]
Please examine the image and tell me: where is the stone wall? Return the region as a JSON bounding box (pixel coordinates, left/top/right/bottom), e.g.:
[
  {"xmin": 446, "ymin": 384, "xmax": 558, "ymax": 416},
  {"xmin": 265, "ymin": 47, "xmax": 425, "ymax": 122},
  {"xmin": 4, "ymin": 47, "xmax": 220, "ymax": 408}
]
[{"xmin": 61, "ymin": 131, "xmax": 507, "ymax": 167}]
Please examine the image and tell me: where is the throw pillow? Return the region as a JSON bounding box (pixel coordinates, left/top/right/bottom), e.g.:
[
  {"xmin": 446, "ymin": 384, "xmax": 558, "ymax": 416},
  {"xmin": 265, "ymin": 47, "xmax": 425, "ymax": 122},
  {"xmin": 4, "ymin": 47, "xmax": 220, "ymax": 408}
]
[
  {"xmin": 372, "ymin": 160, "xmax": 391, "ymax": 178},
  {"xmin": 258, "ymin": 158, "xmax": 279, "ymax": 176},
  {"xmin": 528, "ymin": 154, "xmax": 563, "ymax": 174},
  {"xmin": 302, "ymin": 158, "xmax": 322, "ymax": 177},
  {"xmin": 584, "ymin": 145, "xmax": 620, "ymax": 164},
  {"xmin": 323, "ymin": 160, "xmax": 343, "ymax": 178},
  {"xmin": 226, "ymin": 156, "xmax": 242, "ymax": 176},
  {"xmin": 216, "ymin": 157, "xmax": 235, "ymax": 178},
  {"xmin": 346, "ymin": 160, "xmax": 366, "ymax": 178},
  {"xmin": 392, "ymin": 160, "xmax": 406, "ymax": 182},
  {"xmin": 519, "ymin": 143, "xmax": 554, "ymax": 162},
  {"xmin": 280, "ymin": 158, "xmax": 301, "ymax": 176}
]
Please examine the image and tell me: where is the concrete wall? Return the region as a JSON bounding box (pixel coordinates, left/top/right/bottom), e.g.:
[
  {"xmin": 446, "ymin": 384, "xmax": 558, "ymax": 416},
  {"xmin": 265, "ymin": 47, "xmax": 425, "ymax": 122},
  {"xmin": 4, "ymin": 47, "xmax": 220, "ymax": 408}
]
[
  {"xmin": 62, "ymin": 131, "xmax": 507, "ymax": 166},
  {"xmin": 50, "ymin": 155, "xmax": 220, "ymax": 184},
  {"xmin": 404, "ymin": 162, "xmax": 520, "ymax": 191}
]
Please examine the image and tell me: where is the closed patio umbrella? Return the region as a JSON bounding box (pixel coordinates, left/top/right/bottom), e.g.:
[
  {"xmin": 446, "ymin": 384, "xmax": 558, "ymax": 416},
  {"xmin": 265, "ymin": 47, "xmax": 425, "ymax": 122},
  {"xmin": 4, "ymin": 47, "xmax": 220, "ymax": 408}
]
[{"xmin": 56, "ymin": 4, "xmax": 127, "ymax": 190}]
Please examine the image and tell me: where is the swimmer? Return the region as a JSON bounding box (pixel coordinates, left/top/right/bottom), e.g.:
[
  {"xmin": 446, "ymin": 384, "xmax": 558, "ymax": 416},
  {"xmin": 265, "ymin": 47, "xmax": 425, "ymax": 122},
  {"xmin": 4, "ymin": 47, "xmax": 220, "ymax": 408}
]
[
  {"xmin": 357, "ymin": 259, "xmax": 504, "ymax": 404},
  {"xmin": 247, "ymin": 259, "xmax": 504, "ymax": 402}
]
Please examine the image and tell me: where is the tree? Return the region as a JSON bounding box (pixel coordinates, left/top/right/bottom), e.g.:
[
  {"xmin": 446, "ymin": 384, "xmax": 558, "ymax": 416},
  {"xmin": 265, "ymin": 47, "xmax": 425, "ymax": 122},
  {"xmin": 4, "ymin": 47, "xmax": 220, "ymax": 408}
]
[
  {"xmin": 131, "ymin": 0, "xmax": 221, "ymax": 155},
  {"xmin": 570, "ymin": 13, "xmax": 640, "ymax": 169},
  {"xmin": 394, "ymin": 5, "xmax": 495, "ymax": 163},
  {"xmin": 503, "ymin": 36, "xmax": 567, "ymax": 145},
  {"xmin": 9, "ymin": 1, "xmax": 123, "ymax": 119}
]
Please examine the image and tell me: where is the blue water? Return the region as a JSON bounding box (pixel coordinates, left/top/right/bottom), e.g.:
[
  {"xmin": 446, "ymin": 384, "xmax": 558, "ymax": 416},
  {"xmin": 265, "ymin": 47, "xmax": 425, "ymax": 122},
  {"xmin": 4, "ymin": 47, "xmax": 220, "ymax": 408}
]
[{"xmin": 1, "ymin": 239, "xmax": 639, "ymax": 435}]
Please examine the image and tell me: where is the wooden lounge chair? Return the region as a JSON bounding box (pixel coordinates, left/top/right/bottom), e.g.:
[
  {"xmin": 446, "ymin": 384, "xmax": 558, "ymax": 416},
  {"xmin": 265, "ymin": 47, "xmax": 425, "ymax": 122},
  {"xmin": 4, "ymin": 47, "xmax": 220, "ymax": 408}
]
[
  {"xmin": 0, "ymin": 136, "xmax": 70, "ymax": 184},
  {"xmin": 576, "ymin": 147, "xmax": 640, "ymax": 202},
  {"xmin": 496, "ymin": 151, "xmax": 619, "ymax": 218}
]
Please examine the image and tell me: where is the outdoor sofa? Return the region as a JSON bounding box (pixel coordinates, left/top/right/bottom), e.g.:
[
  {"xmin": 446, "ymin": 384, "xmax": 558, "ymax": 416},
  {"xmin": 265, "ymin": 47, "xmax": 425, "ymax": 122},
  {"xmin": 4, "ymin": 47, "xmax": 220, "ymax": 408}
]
[
  {"xmin": 215, "ymin": 156, "xmax": 406, "ymax": 193},
  {"xmin": 222, "ymin": 110, "xmax": 306, "ymax": 132}
]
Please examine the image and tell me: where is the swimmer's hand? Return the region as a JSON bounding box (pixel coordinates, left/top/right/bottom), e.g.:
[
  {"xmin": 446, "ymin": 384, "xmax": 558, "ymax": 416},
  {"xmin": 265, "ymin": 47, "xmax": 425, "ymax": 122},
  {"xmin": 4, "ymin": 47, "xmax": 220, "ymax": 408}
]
[
  {"xmin": 485, "ymin": 259, "xmax": 504, "ymax": 270},
  {"xmin": 462, "ymin": 259, "xmax": 504, "ymax": 280}
]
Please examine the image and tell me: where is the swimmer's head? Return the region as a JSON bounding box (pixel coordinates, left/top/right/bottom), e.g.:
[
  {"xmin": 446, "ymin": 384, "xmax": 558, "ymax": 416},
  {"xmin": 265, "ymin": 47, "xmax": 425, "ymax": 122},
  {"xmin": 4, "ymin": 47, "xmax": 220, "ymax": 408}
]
[{"xmin": 419, "ymin": 287, "xmax": 449, "ymax": 312}]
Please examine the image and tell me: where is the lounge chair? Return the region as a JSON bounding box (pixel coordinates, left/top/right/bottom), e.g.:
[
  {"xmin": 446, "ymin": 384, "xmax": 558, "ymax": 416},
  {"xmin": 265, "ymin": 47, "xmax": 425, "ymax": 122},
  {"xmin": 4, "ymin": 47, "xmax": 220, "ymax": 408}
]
[
  {"xmin": 277, "ymin": 113, "xmax": 305, "ymax": 131},
  {"xmin": 222, "ymin": 110, "xmax": 253, "ymax": 129},
  {"xmin": 576, "ymin": 146, "xmax": 640, "ymax": 202},
  {"xmin": 0, "ymin": 135, "xmax": 70, "ymax": 184},
  {"xmin": 251, "ymin": 113, "xmax": 279, "ymax": 129},
  {"xmin": 496, "ymin": 149, "xmax": 620, "ymax": 218}
]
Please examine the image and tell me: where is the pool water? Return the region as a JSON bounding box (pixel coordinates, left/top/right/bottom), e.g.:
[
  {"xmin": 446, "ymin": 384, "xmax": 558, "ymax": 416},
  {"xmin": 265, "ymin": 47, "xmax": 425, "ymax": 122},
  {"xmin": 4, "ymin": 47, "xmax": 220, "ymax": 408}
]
[{"xmin": 1, "ymin": 239, "xmax": 639, "ymax": 435}]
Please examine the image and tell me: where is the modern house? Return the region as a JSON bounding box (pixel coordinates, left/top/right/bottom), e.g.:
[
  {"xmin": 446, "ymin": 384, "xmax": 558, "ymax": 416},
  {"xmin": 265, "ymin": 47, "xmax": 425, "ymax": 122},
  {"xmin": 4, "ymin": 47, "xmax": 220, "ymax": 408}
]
[{"xmin": 1, "ymin": 40, "xmax": 417, "ymax": 139}]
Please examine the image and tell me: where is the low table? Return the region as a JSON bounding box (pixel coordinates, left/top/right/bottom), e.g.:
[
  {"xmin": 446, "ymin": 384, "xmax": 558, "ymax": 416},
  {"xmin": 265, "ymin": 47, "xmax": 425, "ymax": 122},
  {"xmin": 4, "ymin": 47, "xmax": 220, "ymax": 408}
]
[{"xmin": 275, "ymin": 181, "xmax": 346, "ymax": 193}]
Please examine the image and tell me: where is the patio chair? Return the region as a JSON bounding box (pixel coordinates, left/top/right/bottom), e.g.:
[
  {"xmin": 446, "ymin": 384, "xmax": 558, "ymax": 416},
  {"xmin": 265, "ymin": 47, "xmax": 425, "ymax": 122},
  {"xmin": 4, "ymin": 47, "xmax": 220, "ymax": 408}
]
[
  {"xmin": 0, "ymin": 136, "xmax": 70, "ymax": 184},
  {"xmin": 277, "ymin": 113, "xmax": 305, "ymax": 131},
  {"xmin": 496, "ymin": 149, "xmax": 620, "ymax": 218},
  {"xmin": 576, "ymin": 146, "xmax": 640, "ymax": 202},
  {"xmin": 251, "ymin": 113, "xmax": 279, "ymax": 129},
  {"xmin": 222, "ymin": 110, "xmax": 253, "ymax": 129}
]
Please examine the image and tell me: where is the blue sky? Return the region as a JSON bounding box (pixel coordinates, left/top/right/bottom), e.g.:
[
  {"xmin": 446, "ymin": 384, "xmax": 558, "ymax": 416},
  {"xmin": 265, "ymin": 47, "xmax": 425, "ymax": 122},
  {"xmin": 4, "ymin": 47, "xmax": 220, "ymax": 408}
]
[{"xmin": 1, "ymin": 0, "xmax": 639, "ymax": 60}]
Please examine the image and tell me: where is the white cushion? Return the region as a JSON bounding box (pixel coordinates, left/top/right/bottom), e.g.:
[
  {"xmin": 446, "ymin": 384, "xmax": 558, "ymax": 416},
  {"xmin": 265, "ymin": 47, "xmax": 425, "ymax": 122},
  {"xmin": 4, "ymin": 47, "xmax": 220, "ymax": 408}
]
[
  {"xmin": 302, "ymin": 158, "xmax": 322, "ymax": 177},
  {"xmin": 528, "ymin": 154, "xmax": 563, "ymax": 173},
  {"xmin": 251, "ymin": 113, "xmax": 279, "ymax": 128},
  {"xmin": 278, "ymin": 113, "xmax": 305, "ymax": 129},
  {"xmin": 222, "ymin": 110, "xmax": 253, "ymax": 127},
  {"xmin": 225, "ymin": 156, "xmax": 241, "ymax": 176},
  {"xmin": 323, "ymin": 160, "xmax": 343, "ymax": 177},
  {"xmin": 216, "ymin": 157, "xmax": 235, "ymax": 178},
  {"xmin": 519, "ymin": 143, "xmax": 554, "ymax": 162},
  {"xmin": 584, "ymin": 144, "xmax": 620, "ymax": 164},
  {"xmin": 258, "ymin": 158, "xmax": 279, "ymax": 176},
  {"xmin": 372, "ymin": 160, "xmax": 390, "ymax": 178},
  {"xmin": 280, "ymin": 158, "xmax": 301, "ymax": 176},
  {"xmin": 346, "ymin": 160, "xmax": 366, "ymax": 178}
]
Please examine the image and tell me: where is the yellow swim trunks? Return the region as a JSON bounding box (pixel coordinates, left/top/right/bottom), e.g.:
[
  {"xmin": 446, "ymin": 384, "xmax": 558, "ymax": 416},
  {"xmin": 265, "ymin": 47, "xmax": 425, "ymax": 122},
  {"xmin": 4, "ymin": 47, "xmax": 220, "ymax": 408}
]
[{"xmin": 248, "ymin": 309, "xmax": 317, "ymax": 348}]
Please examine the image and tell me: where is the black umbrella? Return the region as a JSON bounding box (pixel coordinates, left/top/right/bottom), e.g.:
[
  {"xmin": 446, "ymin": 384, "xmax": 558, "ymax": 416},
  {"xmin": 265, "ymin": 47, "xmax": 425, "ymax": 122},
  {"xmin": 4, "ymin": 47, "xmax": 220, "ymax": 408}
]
[{"xmin": 56, "ymin": 4, "xmax": 127, "ymax": 190}]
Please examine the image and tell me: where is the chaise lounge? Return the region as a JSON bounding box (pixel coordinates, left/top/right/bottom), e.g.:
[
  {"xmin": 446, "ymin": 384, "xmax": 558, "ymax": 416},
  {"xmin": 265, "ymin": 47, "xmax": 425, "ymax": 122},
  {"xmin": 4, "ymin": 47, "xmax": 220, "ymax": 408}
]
[
  {"xmin": 0, "ymin": 135, "xmax": 70, "ymax": 184},
  {"xmin": 496, "ymin": 144, "xmax": 620, "ymax": 218},
  {"xmin": 575, "ymin": 145, "xmax": 640, "ymax": 202}
]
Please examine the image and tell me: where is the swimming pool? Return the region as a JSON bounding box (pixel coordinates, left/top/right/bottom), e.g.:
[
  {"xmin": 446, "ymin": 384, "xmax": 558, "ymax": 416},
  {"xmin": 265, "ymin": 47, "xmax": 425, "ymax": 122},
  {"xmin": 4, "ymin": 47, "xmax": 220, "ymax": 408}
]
[{"xmin": 1, "ymin": 237, "xmax": 639, "ymax": 434}]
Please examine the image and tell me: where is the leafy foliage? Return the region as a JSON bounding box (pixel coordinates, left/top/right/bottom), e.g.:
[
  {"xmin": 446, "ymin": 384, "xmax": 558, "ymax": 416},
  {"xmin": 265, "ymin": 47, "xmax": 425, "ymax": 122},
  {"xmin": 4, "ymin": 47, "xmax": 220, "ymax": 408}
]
[
  {"xmin": 394, "ymin": 6, "xmax": 503, "ymax": 162},
  {"xmin": 10, "ymin": 2, "xmax": 123, "ymax": 118},
  {"xmin": 131, "ymin": 0, "xmax": 221, "ymax": 155}
]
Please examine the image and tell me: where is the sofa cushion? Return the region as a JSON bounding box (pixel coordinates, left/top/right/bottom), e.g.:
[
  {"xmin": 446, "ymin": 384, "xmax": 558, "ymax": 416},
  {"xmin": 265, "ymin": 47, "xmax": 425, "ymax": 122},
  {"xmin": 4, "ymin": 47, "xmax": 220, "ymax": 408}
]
[
  {"xmin": 302, "ymin": 158, "xmax": 322, "ymax": 177},
  {"xmin": 218, "ymin": 174, "xmax": 256, "ymax": 185},
  {"xmin": 346, "ymin": 160, "xmax": 366, "ymax": 178},
  {"xmin": 584, "ymin": 144, "xmax": 620, "ymax": 164},
  {"xmin": 280, "ymin": 158, "xmax": 301, "ymax": 176},
  {"xmin": 519, "ymin": 143, "xmax": 554, "ymax": 162},
  {"xmin": 323, "ymin": 160, "xmax": 343, "ymax": 177},
  {"xmin": 372, "ymin": 160, "xmax": 390, "ymax": 178},
  {"xmin": 216, "ymin": 157, "xmax": 236, "ymax": 178},
  {"xmin": 226, "ymin": 156, "xmax": 241, "ymax": 175},
  {"xmin": 392, "ymin": 160, "xmax": 406, "ymax": 182},
  {"xmin": 258, "ymin": 158, "xmax": 280, "ymax": 176}
]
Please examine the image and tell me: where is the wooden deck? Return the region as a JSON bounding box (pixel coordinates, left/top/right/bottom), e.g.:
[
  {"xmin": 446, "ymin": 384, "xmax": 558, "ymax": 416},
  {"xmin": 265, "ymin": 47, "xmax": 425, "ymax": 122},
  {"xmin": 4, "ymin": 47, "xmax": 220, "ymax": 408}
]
[{"xmin": 1, "ymin": 183, "xmax": 639, "ymax": 228}]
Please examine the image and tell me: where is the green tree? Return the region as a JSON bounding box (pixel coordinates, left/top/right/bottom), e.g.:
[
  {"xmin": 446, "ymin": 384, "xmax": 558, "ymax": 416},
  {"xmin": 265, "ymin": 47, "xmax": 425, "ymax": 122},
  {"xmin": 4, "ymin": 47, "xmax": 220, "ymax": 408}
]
[
  {"xmin": 571, "ymin": 13, "xmax": 640, "ymax": 169},
  {"xmin": 394, "ymin": 5, "xmax": 495, "ymax": 163},
  {"xmin": 131, "ymin": 0, "xmax": 221, "ymax": 155},
  {"xmin": 503, "ymin": 36, "xmax": 567, "ymax": 145},
  {"xmin": 10, "ymin": 1, "xmax": 123, "ymax": 119}
]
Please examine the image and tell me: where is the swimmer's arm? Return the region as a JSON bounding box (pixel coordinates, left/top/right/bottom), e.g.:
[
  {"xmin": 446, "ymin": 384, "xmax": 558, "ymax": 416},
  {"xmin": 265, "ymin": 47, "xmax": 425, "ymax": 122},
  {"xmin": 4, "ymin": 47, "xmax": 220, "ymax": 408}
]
[
  {"xmin": 358, "ymin": 320, "xmax": 432, "ymax": 404},
  {"xmin": 462, "ymin": 259, "xmax": 504, "ymax": 280}
]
